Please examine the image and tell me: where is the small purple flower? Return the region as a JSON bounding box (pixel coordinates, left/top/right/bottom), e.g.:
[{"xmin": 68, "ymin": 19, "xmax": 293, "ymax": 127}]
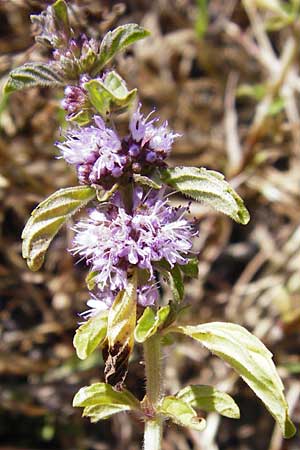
[
  {"xmin": 61, "ymin": 77, "xmax": 89, "ymax": 117},
  {"xmin": 57, "ymin": 104, "xmax": 180, "ymax": 187},
  {"xmin": 71, "ymin": 187, "xmax": 196, "ymax": 307},
  {"xmin": 129, "ymin": 104, "xmax": 180, "ymax": 162},
  {"xmin": 56, "ymin": 116, "xmax": 124, "ymax": 185}
]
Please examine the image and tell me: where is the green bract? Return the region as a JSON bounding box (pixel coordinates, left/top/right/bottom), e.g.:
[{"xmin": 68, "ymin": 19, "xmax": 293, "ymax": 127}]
[
  {"xmin": 133, "ymin": 174, "xmax": 162, "ymax": 190},
  {"xmin": 73, "ymin": 312, "xmax": 108, "ymax": 360},
  {"xmin": 84, "ymin": 71, "xmax": 137, "ymax": 116},
  {"xmin": 174, "ymin": 322, "xmax": 296, "ymax": 438},
  {"xmin": 160, "ymin": 166, "xmax": 250, "ymax": 225},
  {"xmin": 73, "ymin": 382, "xmax": 140, "ymax": 422},
  {"xmin": 22, "ymin": 186, "xmax": 96, "ymax": 271}
]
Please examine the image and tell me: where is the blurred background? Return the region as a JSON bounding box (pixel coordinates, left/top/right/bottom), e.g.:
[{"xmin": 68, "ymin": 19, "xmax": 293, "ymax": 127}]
[{"xmin": 1, "ymin": 0, "xmax": 300, "ymax": 449}]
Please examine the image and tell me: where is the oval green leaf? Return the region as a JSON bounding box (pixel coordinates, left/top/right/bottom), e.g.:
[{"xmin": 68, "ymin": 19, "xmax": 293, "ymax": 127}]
[
  {"xmin": 92, "ymin": 24, "xmax": 150, "ymax": 74},
  {"xmin": 160, "ymin": 166, "xmax": 250, "ymax": 225},
  {"xmin": 175, "ymin": 322, "xmax": 296, "ymax": 438},
  {"xmin": 4, "ymin": 63, "xmax": 64, "ymax": 95},
  {"xmin": 73, "ymin": 312, "xmax": 108, "ymax": 360},
  {"xmin": 158, "ymin": 396, "xmax": 206, "ymax": 431},
  {"xmin": 73, "ymin": 382, "xmax": 140, "ymax": 422},
  {"xmin": 177, "ymin": 385, "xmax": 240, "ymax": 419},
  {"xmin": 22, "ymin": 186, "xmax": 96, "ymax": 271}
]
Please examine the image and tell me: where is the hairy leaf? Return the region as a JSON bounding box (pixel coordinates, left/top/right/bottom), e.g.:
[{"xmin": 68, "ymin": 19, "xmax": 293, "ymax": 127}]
[
  {"xmin": 160, "ymin": 166, "xmax": 250, "ymax": 224},
  {"xmin": 73, "ymin": 312, "xmax": 108, "ymax": 360},
  {"xmin": 73, "ymin": 382, "xmax": 140, "ymax": 422},
  {"xmin": 175, "ymin": 322, "xmax": 296, "ymax": 438},
  {"xmin": 92, "ymin": 24, "xmax": 150, "ymax": 74},
  {"xmin": 4, "ymin": 63, "xmax": 63, "ymax": 94},
  {"xmin": 158, "ymin": 396, "xmax": 206, "ymax": 431},
  {"xmin": 84, "ymin": 71, "xmax": 136, "ymax": 115},
  {"xmin": 134, "ymin": 305, "xmax": 170, "ymax": 343},
  {"xmin": 104, "ymin": 272, "xmax": 137, "ymax": 387},
  {"xmin": 22, "ymin": 186, "xmax": 96, "ymax": 271},
  {"xmin": 177, "ymin": 385, "xmax": 240, "ymax": 419}
]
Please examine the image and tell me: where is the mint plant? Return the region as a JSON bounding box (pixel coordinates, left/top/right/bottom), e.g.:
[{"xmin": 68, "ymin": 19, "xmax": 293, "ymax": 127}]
[{"xmin": 5, "ymin": 1, "xmax": 296, "ymax": 448}]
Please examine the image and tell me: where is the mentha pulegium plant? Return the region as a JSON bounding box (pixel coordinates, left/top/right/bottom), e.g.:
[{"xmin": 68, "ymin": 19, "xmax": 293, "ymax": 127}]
[{"xmin": 5, "ymin": 1, "xmax": 296, "ymax": 448}]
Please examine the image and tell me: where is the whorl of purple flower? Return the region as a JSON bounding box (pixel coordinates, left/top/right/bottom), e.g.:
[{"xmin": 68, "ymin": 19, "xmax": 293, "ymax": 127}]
[
  {"xmin": 56, "ymin": 105, "xmax": 180, "ymax": 188},
  {"xmin": 62, "ymin": 85, "xmax": 87, "ymax": 117},
  {"xmin": 52, "ymin": 34, "xmax": 100, "ymax": 79},
  {"xmin": 71, "ymin": 187, "xmax": 196, "ymax": 309},
  {"xmin": 128, "ymin": 104, "xmax": 180, "ymax": 162},
  {"xmin": 56, "ymin": 116, "xmax": 125, "ymax": 185}
]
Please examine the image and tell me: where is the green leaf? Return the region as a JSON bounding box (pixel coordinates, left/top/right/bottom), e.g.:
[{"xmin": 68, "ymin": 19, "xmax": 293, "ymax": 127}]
[
  {"xmin": 93, "ymin": 24, "xmax": 150, "ymax": 74},
  {"xmin": 22, "ymin": 186, "xmax": 96, "ymax": 271},
  {"xmin": 156, "ymin": 260, "xmax": 185, "ymax": 302},
  {"xmin": 133, "ymin": 174, "xmax": 162, "ymax": 190},
  {"xmin": 104, "ymin": 272, "xmax": 137, "ymax": 387},
  {"xmin": 4, "ymin": 63, "xmax": 63, "ymax": 95},
  {"xmin": 169, "ymin": 265, "xmax": 184, "ymax": 302},
  {"xmin": 160, "ymin": 166, "xmax": 250, "ymax": 225},
  {"xmin": 175, "ymin": 322, "xmax": 296, "ymax": 438},
  {"xmin": 180, "ymin": 257, "xmax": 199, "ymax": 278},
  {"xmin": 134, "ymin": 305, "xmax": 170, "ymax": 343},
  {"xmin": 52, "ymin": 0, "xmax": 69, "ymax": 29},
  {"xmin": 177, "ymin": 385, "xmax": 240, "ymax": 419},
  {"xmin": 73, "ymin": 312, "xmax": 108, "ymax": 360},
  {"xmin": 158, "ymin": 396, "xmax": 206, "ymax": 431},
  {"xmin": 73, "ymin": 382, "xmax": 140, "ymax": 422},
  {"xmin": 195, "ymin": 0, "xmax": 209, "ymax": 39},
  {"xmin": 84, "ymin": 71, "xmax": 136, "ymax": 116}
]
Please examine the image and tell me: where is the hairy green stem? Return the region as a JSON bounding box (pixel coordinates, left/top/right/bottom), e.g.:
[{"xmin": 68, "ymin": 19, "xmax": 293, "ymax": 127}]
[{"xmin": 143, "ymin": 335, "xmax": 163, "ymax": 450}]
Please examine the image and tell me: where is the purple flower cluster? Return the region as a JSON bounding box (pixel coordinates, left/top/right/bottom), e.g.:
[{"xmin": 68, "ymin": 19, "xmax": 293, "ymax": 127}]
[
  {"xmin": 72, "ymin": 187, "xmax": 196, "ymax": 310},
  {"xmin": 52, "ymin": 34, "xmax": 100, "ymax": 79},
  {"xmin": 56, "ymin": 105, "xmax": 180, "ymax": 188},
  {"xmin": 61, "ymin": 80, "xmax": 88, "ymax": 117}
]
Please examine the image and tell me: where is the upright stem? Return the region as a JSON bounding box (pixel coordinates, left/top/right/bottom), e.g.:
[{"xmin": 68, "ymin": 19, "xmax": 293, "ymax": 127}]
[{"xmin": 143, "ymin": 334, "xmax": 163, "ymax": 450}]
